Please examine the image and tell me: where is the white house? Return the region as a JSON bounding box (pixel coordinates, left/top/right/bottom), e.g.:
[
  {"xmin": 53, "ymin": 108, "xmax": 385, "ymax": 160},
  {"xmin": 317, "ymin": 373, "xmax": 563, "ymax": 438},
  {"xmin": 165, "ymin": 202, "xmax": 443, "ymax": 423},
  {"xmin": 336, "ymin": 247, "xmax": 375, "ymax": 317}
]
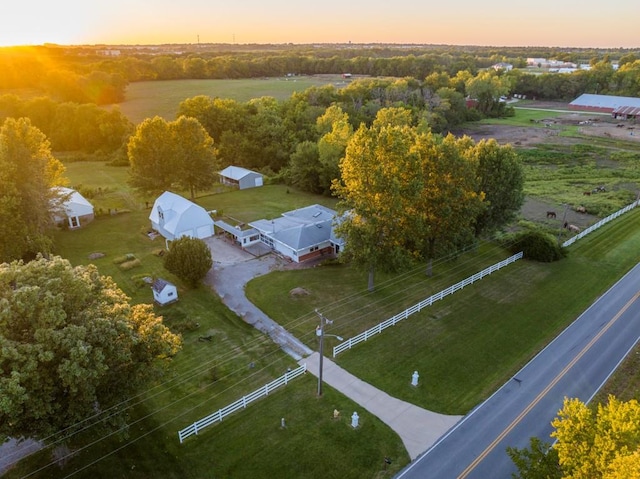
[
  {"xmin": 219, "ymin": 166, "xmax": 264, "ymax": 190},
  {"xmin": 152, "ymin": 278, "xmax": 178, "ymax": 305},
  {"xmin": 52, "ymin": 187, "xmax": 94, "ymax": 229},
  {"xmin": 149, "ymin": 191, "xmax": 214, "ymax": 245},
  {"xmin": 249, "ymin": 204, "xmax": 343, "ymax": 263}
]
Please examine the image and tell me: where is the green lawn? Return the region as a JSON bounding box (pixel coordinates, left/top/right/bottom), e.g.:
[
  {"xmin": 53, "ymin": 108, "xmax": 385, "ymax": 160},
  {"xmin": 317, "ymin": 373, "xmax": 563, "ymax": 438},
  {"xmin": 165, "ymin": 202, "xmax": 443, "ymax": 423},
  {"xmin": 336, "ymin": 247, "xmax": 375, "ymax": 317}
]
[
  {"xmin": 8, "ymin": 123, "xmax": 640, "ymax": 477},
  {"xmin": 116, "ymin": 76, "xmax": 344, "ymax": 124},
  {"xmin": 11, "ymin": 204, "xmax": 637, "ymax": 479},
  {"xmin": 248, "ymin": 208, "xmax": 640, "ymax": 415},
  {"xmin": 10, "ymin": 182, "xmax": 405, "ymax": 479}
]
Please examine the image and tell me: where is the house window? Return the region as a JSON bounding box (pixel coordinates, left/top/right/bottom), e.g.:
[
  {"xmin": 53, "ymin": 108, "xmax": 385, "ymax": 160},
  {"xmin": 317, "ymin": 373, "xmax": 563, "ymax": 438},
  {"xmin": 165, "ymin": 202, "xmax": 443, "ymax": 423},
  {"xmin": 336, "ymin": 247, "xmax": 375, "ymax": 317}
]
[
  {"xmin": 260, "ymin": 234, "xmax": 274, "ymax": 248},
  {"xmin": 168, "ymin": 292, "xmax": 174, "ymax": 297},
  {"xmin": 158, "ymin": 208, "xmax": 164, "ymax": 220},
  {"xmin": 69, "ymin": 216, "xmax": 79, "ymax": 228},
  {"xmin": 309, "ymin": 246, "xmax": 319, "ymax": 253}
]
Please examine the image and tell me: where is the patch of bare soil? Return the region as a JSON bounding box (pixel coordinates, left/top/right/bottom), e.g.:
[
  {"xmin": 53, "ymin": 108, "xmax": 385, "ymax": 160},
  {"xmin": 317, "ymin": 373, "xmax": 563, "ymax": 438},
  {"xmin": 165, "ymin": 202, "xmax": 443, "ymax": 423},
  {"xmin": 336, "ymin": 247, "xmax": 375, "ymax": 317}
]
[
  {"xmin": 521, "ymin": 197, "xmax": 597, "ymax": 231},
  {"xmin": 289, "ymin": 287, "xmax": 310, "ymax": 297},
  {"xmin": 456, "ymin": 124, "xmax": 561, "ymax": 147},
  {"xmin": 453, "ymin": 101, "xmax": 640, "ymax": 148}
]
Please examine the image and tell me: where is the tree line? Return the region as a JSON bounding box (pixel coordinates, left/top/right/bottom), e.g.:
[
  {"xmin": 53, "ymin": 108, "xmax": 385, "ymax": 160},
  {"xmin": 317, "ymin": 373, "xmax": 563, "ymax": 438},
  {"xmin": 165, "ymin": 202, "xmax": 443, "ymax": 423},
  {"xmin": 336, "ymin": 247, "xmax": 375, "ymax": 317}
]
[
  {"xmin": 0, "ymin": 94, "xmax": 132, "ymax": 159},
  {"xmin": 2, "ymin": 45, "xmax": 639, "ymax": 105}
]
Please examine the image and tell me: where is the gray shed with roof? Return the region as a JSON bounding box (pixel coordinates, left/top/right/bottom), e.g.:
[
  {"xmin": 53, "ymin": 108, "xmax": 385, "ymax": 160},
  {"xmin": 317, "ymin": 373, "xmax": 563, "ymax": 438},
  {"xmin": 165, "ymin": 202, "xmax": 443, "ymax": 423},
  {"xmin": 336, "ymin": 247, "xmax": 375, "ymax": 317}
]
[
  {"xmin": 219, "ymin": 166, "xmax": 264, "ymax": 190},
  {"xmin": 152, "ymin": 278, "xmax": 178, "ymax": 305}
]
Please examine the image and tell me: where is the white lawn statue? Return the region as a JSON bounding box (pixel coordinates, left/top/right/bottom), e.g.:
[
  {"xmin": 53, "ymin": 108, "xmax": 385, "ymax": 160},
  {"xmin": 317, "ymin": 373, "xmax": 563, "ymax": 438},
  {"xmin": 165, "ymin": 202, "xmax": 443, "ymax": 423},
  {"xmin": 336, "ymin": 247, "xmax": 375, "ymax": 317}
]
[{"xmin": 351, "ymin": 411, "xmax": 359, "ymax": 428}]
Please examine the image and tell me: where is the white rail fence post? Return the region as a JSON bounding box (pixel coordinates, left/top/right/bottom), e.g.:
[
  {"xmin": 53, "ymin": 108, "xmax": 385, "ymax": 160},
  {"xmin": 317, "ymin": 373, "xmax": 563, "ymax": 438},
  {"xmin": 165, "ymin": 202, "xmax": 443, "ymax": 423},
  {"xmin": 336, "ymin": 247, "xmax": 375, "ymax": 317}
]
[
  {"xmin": 333, "ymin": 251, "xmax": 524, "ymax": 357},
  {"xmin": 177, "ymin": 363, "xmax": 307, "ymax": 443}
]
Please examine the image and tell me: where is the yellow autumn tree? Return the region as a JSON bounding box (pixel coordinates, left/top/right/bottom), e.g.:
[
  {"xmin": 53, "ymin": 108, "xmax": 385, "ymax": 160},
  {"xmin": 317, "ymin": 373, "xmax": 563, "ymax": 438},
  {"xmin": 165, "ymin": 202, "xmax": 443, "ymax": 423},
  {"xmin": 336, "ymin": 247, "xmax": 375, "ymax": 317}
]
[{"xmin": 552, "ymin": 396, "xmax": 640, "ymax": 479}]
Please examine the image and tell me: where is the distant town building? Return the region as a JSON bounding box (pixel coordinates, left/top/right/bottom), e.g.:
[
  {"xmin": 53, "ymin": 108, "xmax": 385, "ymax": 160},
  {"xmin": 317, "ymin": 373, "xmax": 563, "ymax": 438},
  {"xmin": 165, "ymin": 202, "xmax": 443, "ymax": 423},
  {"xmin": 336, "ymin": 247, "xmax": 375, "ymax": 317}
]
[{"xmin": 492, "ymin": 62, "xmax": 513, "ymax": 71}]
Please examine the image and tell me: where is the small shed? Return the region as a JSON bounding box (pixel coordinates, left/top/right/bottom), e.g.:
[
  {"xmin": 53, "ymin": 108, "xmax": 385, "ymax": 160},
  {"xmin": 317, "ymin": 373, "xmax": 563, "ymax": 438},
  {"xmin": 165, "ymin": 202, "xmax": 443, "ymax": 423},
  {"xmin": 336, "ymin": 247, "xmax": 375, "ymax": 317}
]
[
  {"xmin": 219, "ymin": 166, "xmax": 263, "ymax": 190},
  {"xmin": 52, "ymin": 187, "xmax": 95, "ymax": 229},
  {"xmin": 152, "ymin": 278, "xmax": 178, "ymax": 305}
]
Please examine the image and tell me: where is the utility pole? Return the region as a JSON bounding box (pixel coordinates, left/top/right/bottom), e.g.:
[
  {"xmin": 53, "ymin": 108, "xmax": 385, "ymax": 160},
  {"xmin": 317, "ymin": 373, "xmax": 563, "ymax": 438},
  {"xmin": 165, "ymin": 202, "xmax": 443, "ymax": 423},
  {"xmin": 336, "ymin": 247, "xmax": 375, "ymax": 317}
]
[{"xmin": 315, "ymin": 309, "xmax": 328, "ymax": 397}]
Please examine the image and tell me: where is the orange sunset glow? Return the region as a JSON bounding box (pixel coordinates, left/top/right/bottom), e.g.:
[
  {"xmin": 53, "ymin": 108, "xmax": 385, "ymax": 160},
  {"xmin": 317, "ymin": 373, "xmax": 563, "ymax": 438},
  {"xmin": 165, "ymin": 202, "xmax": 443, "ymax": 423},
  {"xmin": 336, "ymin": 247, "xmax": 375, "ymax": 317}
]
[{"xmin": 2, "ymin": 0, "xmax": 639, "ymax": 47}]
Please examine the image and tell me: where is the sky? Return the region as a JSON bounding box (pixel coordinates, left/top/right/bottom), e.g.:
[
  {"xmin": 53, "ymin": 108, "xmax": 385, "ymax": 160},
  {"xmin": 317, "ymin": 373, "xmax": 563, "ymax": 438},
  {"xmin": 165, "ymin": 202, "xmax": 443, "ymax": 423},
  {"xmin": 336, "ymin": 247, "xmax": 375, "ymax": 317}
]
[{"xmin": 1, "ymin": 0, "xmax": 638, "ymax": 48}]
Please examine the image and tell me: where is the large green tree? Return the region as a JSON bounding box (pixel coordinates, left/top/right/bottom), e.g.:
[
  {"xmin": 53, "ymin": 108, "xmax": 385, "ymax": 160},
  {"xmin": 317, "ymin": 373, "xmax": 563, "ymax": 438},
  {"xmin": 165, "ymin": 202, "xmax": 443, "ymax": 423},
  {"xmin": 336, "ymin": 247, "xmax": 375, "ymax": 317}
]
[
  {"xmin": 0, "ymin": 256, "xmax": 182, "ymax": 440},
  {"xmin": 128, "ymin": 116, "xmax": 218, "ymax": 198},
  {"xmin": 164, "ymin": 236, "xmax": 213, "ymax": 287},
  {"xmin": 333, "ymin": 108, "xmax": 485, "ymax": 288},
  {"xmin": 508, "ymin": 437, "xmax": 562, "ymax": 479},
  {"xmin": 316, "ymin": 105, "xmax": 353, "ymax": 194},
  {"xmin": 410, "ymin": 133, "xmax": 483, "ymax": 276},
  {"xmin": 0, "ymin": 117, "xmax": 66, "ymax": 262},
  {"xmin": 332, "ymin": 110, "xmax": 429, "ymax": 291},
  {"xmin": 467, "ymin": 138, "xmax": 524, "ymax": 237}
]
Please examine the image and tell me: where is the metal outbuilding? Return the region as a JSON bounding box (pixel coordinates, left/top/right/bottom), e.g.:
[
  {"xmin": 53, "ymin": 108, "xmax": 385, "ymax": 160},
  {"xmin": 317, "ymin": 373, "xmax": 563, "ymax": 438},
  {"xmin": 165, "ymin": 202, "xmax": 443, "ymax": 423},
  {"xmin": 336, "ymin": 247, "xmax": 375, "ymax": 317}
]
[{"xmin": 570, "ymin": 94, "xmax": 640, "ymax": 118}]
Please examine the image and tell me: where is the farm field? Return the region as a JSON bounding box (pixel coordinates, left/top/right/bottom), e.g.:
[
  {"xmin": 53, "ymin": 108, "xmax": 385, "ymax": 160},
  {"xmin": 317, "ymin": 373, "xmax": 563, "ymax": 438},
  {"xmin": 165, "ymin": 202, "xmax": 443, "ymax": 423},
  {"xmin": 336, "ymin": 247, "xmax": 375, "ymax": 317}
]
[
  {"xmin": 6, "ymin": 98, "xmax": 640, "ymax": 478},
  {"xmin": 115, "ymin": 76, "xmax": 347, "ymax": 124}
]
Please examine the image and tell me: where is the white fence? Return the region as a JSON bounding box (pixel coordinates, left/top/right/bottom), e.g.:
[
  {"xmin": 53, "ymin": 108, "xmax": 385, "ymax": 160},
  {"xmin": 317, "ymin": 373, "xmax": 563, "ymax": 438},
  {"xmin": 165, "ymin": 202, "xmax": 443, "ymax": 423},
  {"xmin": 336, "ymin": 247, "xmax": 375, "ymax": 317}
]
[
  {"xmin": 333, "ymin": 252, "xmax": 524, "ymax": 357},
  {"xmin": 562, "ymin": 199, "xmax": 639, "ymax": 248},
  {"xmin": 178, "ymin": 363, "xmax": 307, "ymax": 443}
]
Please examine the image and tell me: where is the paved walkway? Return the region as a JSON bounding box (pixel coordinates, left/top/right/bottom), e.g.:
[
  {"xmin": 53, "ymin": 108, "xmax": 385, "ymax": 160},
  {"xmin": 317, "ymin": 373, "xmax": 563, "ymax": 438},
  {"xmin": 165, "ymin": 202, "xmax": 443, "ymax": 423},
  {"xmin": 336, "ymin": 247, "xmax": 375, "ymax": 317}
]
[
  {"xmin": 300, "ymin": 353, "xmax": 462, "ymax": 460},
  {"xmin": 205, "ymin": 235, "xmax": 462, "ymax": 460},
  {"xmin": 0, "ymin": 438, "xmax": 42, "ymax": 475}
]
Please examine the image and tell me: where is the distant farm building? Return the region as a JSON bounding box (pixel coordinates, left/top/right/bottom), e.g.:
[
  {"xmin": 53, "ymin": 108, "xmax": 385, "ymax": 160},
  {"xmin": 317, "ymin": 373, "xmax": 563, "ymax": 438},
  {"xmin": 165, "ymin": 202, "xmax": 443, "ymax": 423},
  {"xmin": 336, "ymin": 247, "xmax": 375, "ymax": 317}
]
[
  {"xmin": 52, "ymin": 187, "xmax": 94, "ymax": 229},
  {"xmin": 149, "ymin": 191, "xmax": 214, "ymax": 244},
  {"xmin": 492, "ymin": 62, "xmax": 513, "ymax": 71},
  {"xmin": 570, "ymin": 94, "xmax": 640, "ymax": 119},
  {"xmin": 219, "ymin": 166, "xmax": 263, "ymax": 190},
  {"xmin": 152, "ymin": 278, "xmax": 178, "ymax": 305}
]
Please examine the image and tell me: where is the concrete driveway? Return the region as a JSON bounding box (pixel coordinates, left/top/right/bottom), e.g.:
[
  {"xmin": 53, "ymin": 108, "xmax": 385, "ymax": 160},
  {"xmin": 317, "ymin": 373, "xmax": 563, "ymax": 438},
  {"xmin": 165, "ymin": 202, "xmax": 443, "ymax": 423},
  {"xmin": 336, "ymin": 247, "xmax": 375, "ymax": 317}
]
[{"xmin": 203, "ymin": 235, "xmax": 312, "ymax": 359}]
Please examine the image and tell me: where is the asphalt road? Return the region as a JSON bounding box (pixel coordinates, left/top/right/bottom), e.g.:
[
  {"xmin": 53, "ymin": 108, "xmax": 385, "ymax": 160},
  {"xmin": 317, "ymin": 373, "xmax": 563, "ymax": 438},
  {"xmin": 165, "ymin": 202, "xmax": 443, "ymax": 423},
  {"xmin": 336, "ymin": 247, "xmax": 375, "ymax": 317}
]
[{"xmin": 396, "ymin": 262, "xmax": 640, "ymax": 479}]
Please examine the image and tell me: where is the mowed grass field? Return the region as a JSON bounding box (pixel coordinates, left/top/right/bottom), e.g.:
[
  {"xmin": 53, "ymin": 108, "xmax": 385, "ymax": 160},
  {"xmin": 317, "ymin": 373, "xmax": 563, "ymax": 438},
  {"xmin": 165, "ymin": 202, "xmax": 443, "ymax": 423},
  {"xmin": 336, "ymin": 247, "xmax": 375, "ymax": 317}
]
[{"xmin": 116, "ymin": 76, "xmax": 346, "ymax": 124}]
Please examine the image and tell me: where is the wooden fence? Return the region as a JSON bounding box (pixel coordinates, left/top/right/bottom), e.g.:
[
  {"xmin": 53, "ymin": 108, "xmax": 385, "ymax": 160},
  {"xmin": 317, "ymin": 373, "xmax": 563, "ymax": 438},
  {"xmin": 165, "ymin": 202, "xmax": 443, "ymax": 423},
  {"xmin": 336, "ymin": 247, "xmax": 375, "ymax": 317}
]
[
  {"xmin": 333, "ymin": 252, "xmax": 524, "ymax": 357},
  {"xmin": 562, "ymin": 199, "xmax": 639, "ymax": 248},
  {"xmin": 178, "ymin": 363, "xmax": 307, "ymax": 443}
]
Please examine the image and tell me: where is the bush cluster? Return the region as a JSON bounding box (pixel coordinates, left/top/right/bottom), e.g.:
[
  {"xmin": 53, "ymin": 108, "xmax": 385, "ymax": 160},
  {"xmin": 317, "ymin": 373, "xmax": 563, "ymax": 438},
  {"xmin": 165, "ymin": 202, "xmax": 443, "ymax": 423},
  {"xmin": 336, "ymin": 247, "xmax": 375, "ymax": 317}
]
[{"xmin": 506, "ymin": 230, "xmax": 567, "ymax": 262}]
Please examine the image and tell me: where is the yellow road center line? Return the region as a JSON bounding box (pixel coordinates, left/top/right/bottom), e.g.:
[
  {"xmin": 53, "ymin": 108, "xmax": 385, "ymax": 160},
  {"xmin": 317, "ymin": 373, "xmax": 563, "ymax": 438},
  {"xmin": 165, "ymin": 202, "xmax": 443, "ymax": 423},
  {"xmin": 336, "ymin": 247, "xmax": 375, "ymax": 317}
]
[{"xmin": 457, "ymin": 291, "xmax": 640, "ymax": 479}]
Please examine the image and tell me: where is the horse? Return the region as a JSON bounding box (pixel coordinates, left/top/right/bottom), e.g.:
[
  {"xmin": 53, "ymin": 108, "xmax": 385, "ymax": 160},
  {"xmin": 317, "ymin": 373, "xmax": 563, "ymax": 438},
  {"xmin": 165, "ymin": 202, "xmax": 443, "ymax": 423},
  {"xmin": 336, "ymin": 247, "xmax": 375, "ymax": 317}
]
[
  {"xmin": 546, "ymin": 211, "xmax": 557, "ymax": 219},
  {"xmin": 567, "ymin": 224, "xmax": 581, "ymax": 233},
  {"xmin": 583, "ymin": 191, "xmax": 591, "ymax": 196}
]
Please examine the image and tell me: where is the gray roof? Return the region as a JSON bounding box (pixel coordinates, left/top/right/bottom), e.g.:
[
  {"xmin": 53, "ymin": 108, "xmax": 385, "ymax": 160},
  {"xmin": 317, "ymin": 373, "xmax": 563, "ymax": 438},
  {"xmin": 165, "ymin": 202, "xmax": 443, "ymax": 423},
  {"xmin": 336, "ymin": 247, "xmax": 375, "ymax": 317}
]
[
  {"xmin": 214, "ymin": 220, "xmax": 258, "ymax": 238},
  {"xmin": 570, "ymin": 94, "xmax": 640, "ymax": 110},
  {"xmin": 219, "ymin": 166, "xmax": 262, "ymax": 181},
  {"xmin": 273, "ymin": 220, "xmax": 333, "ymax": 250},
  {"xmin": 249, "ymin": 204, "xmax": 340, "ymax": 251},
  {"xmin": 152, "ymin": 278, "xmax": 175, "ymax": 293}
]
